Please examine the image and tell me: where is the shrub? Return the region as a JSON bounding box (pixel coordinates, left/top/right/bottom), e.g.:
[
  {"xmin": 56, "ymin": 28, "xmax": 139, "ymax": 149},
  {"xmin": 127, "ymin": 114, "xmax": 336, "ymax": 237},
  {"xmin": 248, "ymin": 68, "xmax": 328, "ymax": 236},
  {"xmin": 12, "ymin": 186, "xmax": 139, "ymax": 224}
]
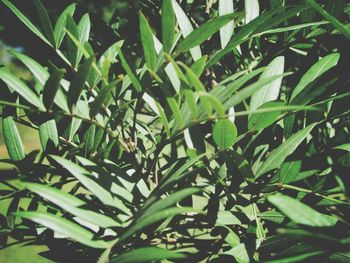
[{"xmin": 0, "ymin": 0, "xmax": 349, "ymax": 262}]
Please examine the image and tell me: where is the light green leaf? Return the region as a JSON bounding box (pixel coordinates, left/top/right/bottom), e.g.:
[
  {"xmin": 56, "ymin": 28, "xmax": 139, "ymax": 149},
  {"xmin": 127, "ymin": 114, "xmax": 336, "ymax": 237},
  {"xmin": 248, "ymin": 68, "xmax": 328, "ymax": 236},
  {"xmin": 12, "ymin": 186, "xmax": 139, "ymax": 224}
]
[
  {"xmin": 172, "ymin": 0, "xmax": 202, "ymax": 60},
  {"xmin": 32, "ymin": 0, "xmax": 55, "ymax": 46},
  {"xmin": 39, "ymin": 119, "xmax": 59, "ymax": 150},
  {"xmin": 248, "ymin": 101, "xmax": 284, "ymax": 130},
  {"xmin": 219, "ymin": 0, "xmax": 234, "ymax": 48},
  {"xmin": 213, "ymin": 119, "xmax": 237, "ymax": 150},
  {"xmin": 23, "ymin": 182, "xmax": 120, "ymax": 228},
  {"xmin": 250, "ymin": 56, "xmax": 285, "ymax": 113},
  {"xmin": 256, "ymin": 123, "xmax": 317, "ymax": 177},
  {"xmin": 110, "ymin": 247, "xmax": 186, "ymax": 263},
  {"xmin": 333, "ymin": 143, "xmax": 350, "ymax": 152},
  {"xmin": 9, "ymin": 50, "xmax": 48, "ymax": 87},
  {"xmin": 1, "ymin": 0, "xmax": 51, "ymax": 46},
  {"xmin": 177, "ymin": 13, "xmax": 236, "ymax": 53},
  {"xmin": 76, "ymin": 14, "xmax": 91, "ymax": 66},
  {"xmin": 116, "ymin": 46, "xmax": 142, "ymax": 92},
  {"xmin": 290, "ymin": 53, "xmax": 340, "ymax": 102},
  {"xmin": 2, "ymin": 117, "xmax": 25, "ymax": 161},
  {"xmin": 162, "ymin": 0, "xmax": 175, "ymax": 53},
  {"xmin": 0, "ymin": 69, "xmax": 46, "ymax": 111},
  {"xmin": 167, "ymin": 97, "xmax": 184, "ymax": 129},
  {"xmin": 139, "ymin": 12, "xmax": 157, "ymax": 70},
  {"xmin": 13, "ymin": 211, "xmax": 110, "ymax": 248},
  {"xmin": 268, "ymin": 193, "xmax": 337, "ymax": 227},
  {"xmin": 54, "ymin": 3, "xmax": 76, "ymax": 48},
  {"xmin": 50, "ymin": 155, "xmax": 131, "ymax": 215}
]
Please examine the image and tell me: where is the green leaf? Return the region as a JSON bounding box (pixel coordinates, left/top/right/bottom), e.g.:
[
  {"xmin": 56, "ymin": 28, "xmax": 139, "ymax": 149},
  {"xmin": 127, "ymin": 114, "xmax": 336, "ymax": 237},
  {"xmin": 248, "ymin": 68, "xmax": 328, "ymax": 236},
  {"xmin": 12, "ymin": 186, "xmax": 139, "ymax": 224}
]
[
  {"xmin": 224, "ymin": 72, "xmax": 291, "ymax": 110},
  {"xmin": 39, "ymin": 119, "xmax": 59, "ymax": 150},
  {"xmin": 116, "ymin": 46, "xmax": 142, "ymax": 92},
  {"xmin": 90, "ymin": 80, "xmax": 118, "ymax": 118},
  {"xmin": 119, "ymin": 207, "xmax": 195, "ymax": 243},
  {"xmin": 140, "ymin": 188, "xmax": 200, "ymax": 219},
  {"xmin": 2, "ymin": 117, "xmax": 25, "ymax": 161},
  {"xmin": 333, "ymin": 143, "xmax": 350, "ymax": 152},
  {"xmin": 267, "ymin": 193, "xmax": 337, "ymax": 227},
  {"xmin": 76, "ymin": 14, "xmax": 91, "ymax": 66},
  {"xmin": 50, "ymin": 155, "xmax": 131, "ymax": 215},
  {"xmin": 256, "ymin": 123, "xmax": 317, "ymax": 177},
  {"xmin": 23, "ymin": 182, "xmax": 120, "ymax": 228},
  {"xmin": 84, "ymin": 125, "xmax": 95, "ymax": 156},
  {"xmin": 9, "ymin": 50, "xmax": 49, "ymax": 87},
  {"xmin": 248, "ymin": 101, "xmax": 284, "ymax": 130},
  {"xmin": 245, "ymin": 0, "xmax": 260, "ymax": 23},
  {"xmin": 162, "ymin": 0, "xmax": 175, "ymax": 53},
  {"xmin": 139, "ymin": 13, "xmax": 157, "ymax": 70},
  {"xmin": 250, "ymin": 56, "xmax": 285, "ymax": 112},
  {"xmin": 0, "ymin": 69, "xmax": 46, "ymax": 111},
  {"xmin": 290, "ymin": 53, "xmax": 340, "ymax": 102},
  {"xmin": 219, "ymin": 0, "xmax": 234, "ymax": 48},
  {"xmin": 110, "ymin": 247, "xmax": 186, "ymax": 263},
  {"xmin": 54, "ymin": 3, "xmax": 76, "ymax": 48},
  {"xmin": 213, "ymin": 119, "xmax": 237, "ymax": 150},
  {"xmin": 167, "ymin": 97, "xmax": 184, "ymax": 129},
  {"xmin": 65, "ymin": 15, "xmax": 79, "ymax": 67},
  {"xmin": 206, "ymin": 9, "xmax": 277, "ymax": 67},
  {"xmin": 43, "ymin": 62, "xmax": 65, "ymax": 110},
  {"xmin": 13, "ymin": 211, "xmax": 110, "ymax": 248},
  {"xmin": 1, "ymin": 0, "xmax": 51, "ymax": 46},
  {"xmin": 177, "ymin": 13, "xmax": 236, "ymax": 53},
  {"xmin": 172, "ymin": 0, "xmax": 202, "ymax": 60},
  {"xmin": 68, "ymin": 56, "xmax": 94, "ymax": 109},
  {"xmin": 306, "ymin": 0, "xmax": 350, "ymax": 41},
  {"xmin": 32, "ymin": 0, "xmax": 55, "ymax": 46}
]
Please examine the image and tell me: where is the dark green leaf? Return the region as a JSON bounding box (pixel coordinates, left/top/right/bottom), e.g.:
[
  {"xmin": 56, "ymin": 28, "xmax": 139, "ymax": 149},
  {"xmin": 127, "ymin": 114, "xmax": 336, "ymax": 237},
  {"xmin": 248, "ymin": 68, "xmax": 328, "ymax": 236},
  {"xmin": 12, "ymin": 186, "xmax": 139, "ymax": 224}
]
[
  {"xmin": 139, "ymin": 13, "xmax": 157, "ymax": 70},
  {"xmin": 32, "ymin": 0, "xmax": 55, "ymax": 46},
  {"xmin": 162, "ymin": 0, "xmax": 175, "ymax": 53}
]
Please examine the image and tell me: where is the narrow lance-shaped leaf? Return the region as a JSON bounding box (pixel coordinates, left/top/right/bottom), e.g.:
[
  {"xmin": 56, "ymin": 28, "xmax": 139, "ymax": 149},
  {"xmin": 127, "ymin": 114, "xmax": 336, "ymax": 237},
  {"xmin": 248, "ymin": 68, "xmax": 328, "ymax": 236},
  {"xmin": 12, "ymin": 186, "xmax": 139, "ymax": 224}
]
[
  {"xmin": 54, "ymin": 3, "xmax": 76, "ymax": 48},
  {"xmin": 13, "ymin": 211, "xmax": 110, "ymax": 249},
  {"xmin": 172, "ymin": 0, "xmax": 202, "ymax": 61},
  {"xmin": 68, "ymin": 56, "xmax": 94, "ymax": 110},
  {"xmin": 2, "ymin": 117, "xmax": 25, "ymax": 161},
  {"xmin": 139, "ymin": 13, "xmax": 157, "ymax": 70},
  {"xmin": 268, "ymin": 193, "xmax": 337, "ymax": 227},
  {"xmin": 50, "ymin": 155, "xmax": 132, "ymax": 215},
  {"xmin": 39, "ymin": 119, "xmax": 59, "ymax": 151},
  {"xmin": 250, "ymin": 56, "xmax": 285, "ymax": 113},
  {"xmin": 43, "ymin": 62, "xmax": 65, "ymax": 110},
  {"xmin": 90, "ymin": 80, "xmax": 119, "ymax": 118},
  {"xmin": 23, "ymin": 182, "xmax": 120, "ymax": 228},
  {"xmin": 116, "ymin": 46, "xmax": 142, "ymax": 92},
  {"xmin": 0, "ymin": 69, "xmax": 46, "ymax": 111},
  {"xmin": 2, "ymin": 0, "xmax": 51, "ymax": 46},
  {"xmin": 118, "ymin": 207, "xmax": 195, "ymax": 243},
  {"xmin": 9, "ymin": 50, "xmax": 49, "ymax": 87},
  {"xmin": 162, "ymin": 0, "xmax": 175, "ymax": 53},
  {"xmin": 290, "ymin": 53, "xmax": 340, "ymax": 102},
  {"xmin": 219, "ymin": 0, "xmax": 234, "ymax": 48},
  {"xmin": 177, "ymin": 13, "xmax": 236, "ymax": 53},
  {"xmin": 256, "ymin": 123, "xmax": 317, "ymax": 178},
  {"xmin": 213, "ymin": 119, "xmax": 238, "ymax": 150},
  {"xmin": 32, "ymin": 0, "xmax": 56, "ymax": 46},
  {"xmin": 248, "ymin": 101, "xmax": 284, "ymax": 130},
  {"xmin": 110, "ymin": 247, "xmax": 186, "ymax": 263},
  {"xmin": 245, "ymin": 0, "xmax": 260, "ymax": 23},
  {"xmin": 65, "ymin": 15, "xmax": 79, "ymax": 67},
  {"xmin": 76, "ymin": 14, "xmax": 91, "ymax": 66}
]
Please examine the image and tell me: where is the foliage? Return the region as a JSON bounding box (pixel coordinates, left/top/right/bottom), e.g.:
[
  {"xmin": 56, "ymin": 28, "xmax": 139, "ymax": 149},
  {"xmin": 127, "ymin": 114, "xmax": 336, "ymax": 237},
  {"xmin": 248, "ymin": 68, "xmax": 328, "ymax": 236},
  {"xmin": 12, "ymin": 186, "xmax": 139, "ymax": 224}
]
[{"xmin": 0, "ymin": 0, "xmax": 350, "ymax": 262}]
